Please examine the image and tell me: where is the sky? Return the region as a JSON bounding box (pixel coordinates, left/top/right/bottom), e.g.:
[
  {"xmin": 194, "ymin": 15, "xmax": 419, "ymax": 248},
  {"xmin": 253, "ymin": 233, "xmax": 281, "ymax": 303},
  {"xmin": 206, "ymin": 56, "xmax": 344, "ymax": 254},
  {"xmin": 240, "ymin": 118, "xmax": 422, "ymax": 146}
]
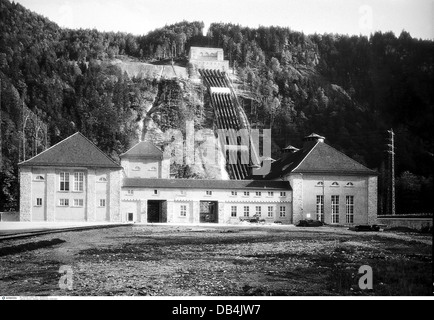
[{"xmin": 14, "ymin": 0, "xmax": 434, "ymax": 40}]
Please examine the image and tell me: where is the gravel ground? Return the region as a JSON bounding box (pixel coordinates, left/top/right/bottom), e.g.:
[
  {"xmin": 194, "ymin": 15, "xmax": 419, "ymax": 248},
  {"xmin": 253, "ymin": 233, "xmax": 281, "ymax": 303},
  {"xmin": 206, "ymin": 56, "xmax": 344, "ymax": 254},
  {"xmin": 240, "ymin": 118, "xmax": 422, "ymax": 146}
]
[{"xmin": 0, "ymin": 225, "xmax": 432, "ymax": 296}]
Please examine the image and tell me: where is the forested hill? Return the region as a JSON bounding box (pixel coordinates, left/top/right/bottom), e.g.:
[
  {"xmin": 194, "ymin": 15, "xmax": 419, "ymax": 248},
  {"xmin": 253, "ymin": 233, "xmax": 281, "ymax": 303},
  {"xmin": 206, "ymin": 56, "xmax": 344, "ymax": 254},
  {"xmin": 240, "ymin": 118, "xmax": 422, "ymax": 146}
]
[{"xmin": 0, "ymin": 0, "xmax": 433, "ymax": 213}]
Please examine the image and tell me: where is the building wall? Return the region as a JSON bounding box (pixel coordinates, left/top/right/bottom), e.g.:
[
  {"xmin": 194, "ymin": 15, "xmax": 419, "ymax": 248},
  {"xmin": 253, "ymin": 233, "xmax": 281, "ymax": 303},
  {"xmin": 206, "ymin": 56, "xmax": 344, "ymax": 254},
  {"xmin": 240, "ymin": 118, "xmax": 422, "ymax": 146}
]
[
  {"xmin": 191, "ymin": 60, "xmax": 230, "ymax": 72},
  {"xmin": 19, "ymin": 167, "xmax": 32, "ymax": 222},
  {"xmin": 286, "ymin": 174, "xmax": 377, "ymax": 225},
  {"xmin": 189, "ymin": 47, "xmax": 224, "ymax": 61},
  {"xmin": 19, "ymin": 166, "xmax": 121, "ymax": 222},
  {"xmin": 121, "ymin": 187, "xmax": 292, "ymax": 224},
  {"xmin": 121, "ymin": 158, "xmax": 161, "ymax": 178}
]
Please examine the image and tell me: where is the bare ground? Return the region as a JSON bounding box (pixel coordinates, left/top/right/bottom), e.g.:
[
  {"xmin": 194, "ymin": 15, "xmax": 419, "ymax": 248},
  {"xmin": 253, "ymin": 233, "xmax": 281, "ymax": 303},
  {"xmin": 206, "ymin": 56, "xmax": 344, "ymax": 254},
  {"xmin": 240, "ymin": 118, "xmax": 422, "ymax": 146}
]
[{"xmin": 0, "ymin": 225, "xmax": 432, "ymax": 296}]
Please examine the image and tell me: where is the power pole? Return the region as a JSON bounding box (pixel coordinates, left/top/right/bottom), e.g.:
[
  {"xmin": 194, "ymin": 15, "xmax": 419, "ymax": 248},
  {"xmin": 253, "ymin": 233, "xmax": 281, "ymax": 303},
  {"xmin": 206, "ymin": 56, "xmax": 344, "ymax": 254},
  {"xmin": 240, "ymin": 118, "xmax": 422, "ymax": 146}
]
[
  {"xmin": 386, "ymin": 129, "xmax": 396, "ymax": 215},
  {"xmin": 0, "ymin": 78, "xmax": 2, "ymax": 170}
]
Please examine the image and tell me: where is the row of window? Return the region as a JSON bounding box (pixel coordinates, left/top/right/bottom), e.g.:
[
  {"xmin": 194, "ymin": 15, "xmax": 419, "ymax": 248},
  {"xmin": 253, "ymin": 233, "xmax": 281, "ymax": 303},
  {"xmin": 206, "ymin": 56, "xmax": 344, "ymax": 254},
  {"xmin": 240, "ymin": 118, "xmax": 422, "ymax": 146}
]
[
  {"xmin": 230, "ymin": 206, "xmax": 286, "ymax": 218},
  {"xmin": 132, "ymin": 166, "xmax": 157, "ymax": 171},
  {"xmin": 316, "ymin": 195, "xmax": 354, "ymax": 224},
  {"xmin": 316, "ymin": 181, "xmax": 354, "ymax": 187},
  {"xmin": 126, "ymin": 190, "xmax": 287, "ymax": 197},
  {"xmin": 177, "ymin": 205, "xmax": 287, "ymax": 218},
  {"xmin": 230, "ymin": 191, "xmax": 287, "ymax": 197},
  {"xmin": 34, "ymin": 173, "xmax": 108, "ymax": 192},
  {"xmin": 35, "ymin": 198, "xmax": 106, "ymax": 208}
]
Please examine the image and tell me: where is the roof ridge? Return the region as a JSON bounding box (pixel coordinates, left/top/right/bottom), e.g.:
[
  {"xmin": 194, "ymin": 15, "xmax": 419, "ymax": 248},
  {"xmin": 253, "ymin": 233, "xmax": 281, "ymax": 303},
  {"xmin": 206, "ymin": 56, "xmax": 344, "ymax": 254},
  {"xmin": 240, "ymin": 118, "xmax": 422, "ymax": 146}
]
[
  {"xmin": 291, "ymin": 141, "xmax": 319, "ymax": 173},
  {"xmin": 77, "ymin": 132, "xmax": 121, "ymax": 168},
  {"xmin": 18, "ymin": 132, "xmax": 80, "ymax": 166},
  {"xmin": 320, "ymin": 142, "xmax": 377, "ymax": 173},
  {"xmin": 120, "ymin": 140, "xmax": 163, "ymax": 157}
]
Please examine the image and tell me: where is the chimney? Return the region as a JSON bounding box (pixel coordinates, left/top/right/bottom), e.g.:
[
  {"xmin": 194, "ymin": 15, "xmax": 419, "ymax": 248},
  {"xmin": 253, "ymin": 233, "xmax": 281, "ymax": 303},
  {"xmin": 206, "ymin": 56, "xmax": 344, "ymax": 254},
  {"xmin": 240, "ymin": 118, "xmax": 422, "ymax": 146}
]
[
  {"xmin": 303, "ymin": 133, "xmax": 325, "ymax": 147},
  {"xmin": 282, "ymin": 145, "xmax": 299, "ymax": 154}
]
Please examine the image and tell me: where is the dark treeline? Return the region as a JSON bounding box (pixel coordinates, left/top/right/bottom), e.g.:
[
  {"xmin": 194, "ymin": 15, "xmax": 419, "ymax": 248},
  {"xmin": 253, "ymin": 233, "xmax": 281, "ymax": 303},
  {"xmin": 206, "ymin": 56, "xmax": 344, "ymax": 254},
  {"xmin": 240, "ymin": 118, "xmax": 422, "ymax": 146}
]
[{"xmin": 0, "ymin": 0, "xmax": 433, "ymax": 213}]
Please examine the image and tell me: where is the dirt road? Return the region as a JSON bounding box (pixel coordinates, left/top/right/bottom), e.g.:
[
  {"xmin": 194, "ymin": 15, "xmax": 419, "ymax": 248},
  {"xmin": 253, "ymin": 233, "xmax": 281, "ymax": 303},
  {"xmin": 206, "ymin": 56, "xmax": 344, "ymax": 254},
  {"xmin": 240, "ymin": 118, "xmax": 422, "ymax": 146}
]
[{"xmin": 0, "ymin": 225, "xmax": 431, "ymax": 296}]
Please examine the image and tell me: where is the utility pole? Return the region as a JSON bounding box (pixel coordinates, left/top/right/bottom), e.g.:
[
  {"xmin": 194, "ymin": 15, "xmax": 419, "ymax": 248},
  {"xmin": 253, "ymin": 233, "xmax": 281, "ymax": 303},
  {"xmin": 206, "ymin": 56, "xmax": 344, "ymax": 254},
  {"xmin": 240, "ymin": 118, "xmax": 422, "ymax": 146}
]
[
  {"xmin": 386, "ymin": 129, "xmax": 396, "ymax": 215},
  {"xmin": 0, "ymin": 78, "xmax": 2, "ymax": 170}
]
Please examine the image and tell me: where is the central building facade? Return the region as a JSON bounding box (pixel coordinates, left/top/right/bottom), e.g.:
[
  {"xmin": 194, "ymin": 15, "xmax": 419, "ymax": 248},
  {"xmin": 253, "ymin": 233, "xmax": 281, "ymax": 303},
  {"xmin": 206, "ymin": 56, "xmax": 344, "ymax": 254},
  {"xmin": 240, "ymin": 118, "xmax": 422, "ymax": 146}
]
[{"xmin": 119, "ymin": 141, "xmax": 292, "ymax": 224}]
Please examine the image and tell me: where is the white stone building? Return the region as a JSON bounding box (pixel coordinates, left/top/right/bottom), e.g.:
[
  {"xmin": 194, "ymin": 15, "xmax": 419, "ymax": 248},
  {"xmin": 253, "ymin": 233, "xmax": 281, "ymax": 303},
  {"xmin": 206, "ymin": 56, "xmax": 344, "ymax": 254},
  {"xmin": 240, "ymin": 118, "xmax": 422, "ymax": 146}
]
[{"xmin": 18, "ymin": 132, "xmax": 378, "ymax": 225}]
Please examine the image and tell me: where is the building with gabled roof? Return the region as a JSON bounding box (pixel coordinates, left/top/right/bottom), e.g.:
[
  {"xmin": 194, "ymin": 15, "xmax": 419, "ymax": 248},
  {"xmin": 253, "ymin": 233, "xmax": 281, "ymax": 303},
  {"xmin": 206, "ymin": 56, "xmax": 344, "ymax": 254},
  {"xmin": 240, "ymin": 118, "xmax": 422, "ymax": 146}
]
[
  {"xmin": 18, "ymin": 131, "xmax": 377, "ymax": 226},
  {"xmin": 18, "ymin": 132, "xmax": 122, "ymax": 222},
  {"xmin": 261, "ymin": 133, "xmax": 378, "ymax": 225}
]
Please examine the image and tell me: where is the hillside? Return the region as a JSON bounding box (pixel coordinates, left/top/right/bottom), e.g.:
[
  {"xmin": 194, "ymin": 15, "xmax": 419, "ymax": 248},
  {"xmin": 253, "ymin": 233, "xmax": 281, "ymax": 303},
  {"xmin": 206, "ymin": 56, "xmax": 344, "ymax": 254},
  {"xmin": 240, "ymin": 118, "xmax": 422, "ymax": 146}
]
[{"xmin": 0, "ymin": 0, "xmax": 433, "ymax": 213}]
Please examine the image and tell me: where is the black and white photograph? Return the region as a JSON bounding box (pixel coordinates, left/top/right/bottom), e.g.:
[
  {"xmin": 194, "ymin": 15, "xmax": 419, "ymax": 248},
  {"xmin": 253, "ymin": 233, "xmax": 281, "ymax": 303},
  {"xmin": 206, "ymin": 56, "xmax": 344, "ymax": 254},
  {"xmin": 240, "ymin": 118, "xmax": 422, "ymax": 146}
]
[{"xmin": 0, "ymin": 0, "xmax": 432, "ymax": 305}]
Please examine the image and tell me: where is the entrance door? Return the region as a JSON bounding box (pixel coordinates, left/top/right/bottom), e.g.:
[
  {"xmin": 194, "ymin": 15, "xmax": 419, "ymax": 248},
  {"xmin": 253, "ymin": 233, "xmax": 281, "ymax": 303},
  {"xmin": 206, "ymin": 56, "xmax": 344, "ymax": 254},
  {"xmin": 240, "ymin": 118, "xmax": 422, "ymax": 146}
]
[
  {"xmin": 128, "ymin": 212, "xmax": 134, "ymax": 222},
  {"xmin": 200, "ymin": 201, "xmax": 218, "ymax": 223},
  {"xmin": 147, "ymin": 200, "xmax": 167, "ymax": 223}
]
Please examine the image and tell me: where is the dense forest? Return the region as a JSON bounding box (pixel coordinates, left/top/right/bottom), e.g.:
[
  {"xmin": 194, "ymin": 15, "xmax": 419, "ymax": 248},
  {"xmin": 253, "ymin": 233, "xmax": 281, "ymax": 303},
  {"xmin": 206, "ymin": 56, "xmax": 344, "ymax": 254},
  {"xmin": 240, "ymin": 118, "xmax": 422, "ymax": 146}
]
[{"xmin": 0, "ymin": 0, "xmax": 433, "ymax": 213}]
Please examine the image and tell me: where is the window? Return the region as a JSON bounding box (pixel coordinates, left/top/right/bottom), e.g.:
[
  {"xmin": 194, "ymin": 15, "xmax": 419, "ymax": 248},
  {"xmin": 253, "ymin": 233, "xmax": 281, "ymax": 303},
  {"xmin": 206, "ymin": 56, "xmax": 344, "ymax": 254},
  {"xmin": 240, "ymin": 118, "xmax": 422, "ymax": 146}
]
[
  {"xmin": 36, "ymin": 198, "xmax": 43, "ymax": 206},
  {"xmin": 180, "ymin": 205, "xmax": 187, "ymax": 217},
  {"xmin": 346, "ymin": 196, "xmax": 354, "ymax": 224},
  {"xmin": 149, "ymin": 167, "xmax": 157, "ymax": 171},
  {"xmin": 267, "ymin": 191, "xmax": 274, "ymax": 197},
  {"xmin": 179, "ymin": 190, "xmax": 186, "ymax": 196},
  {"xmin": 35, "ymin": 175, "xmax": 45, "ymax": 181},
  {"xmin": 316, "ymin": 195, "xmax": 324, "ymax": 222},
  {"xmin": 331, "ymin": 182, "xmax": 340, "ymax": 187},
  {"xmin": 279, "ymin": 206, "xmax": 286, "ymax": 217},
  {"xmin": 231, "ymin": 206, "xmax": 237, "ymax": 217},
  {"xmin": 231, "ymin": 191, "xmax": 237, "ymax": 196},
  {"xmin": 280, "ymin": 192, "xmax": 286, "ymax": 197},
  {"xmin": 74, "ymin": 172, "xmax": 84, "ymax": 192},
  {"xmin": 74, "ymin": 199, "xmax": 84, "ymax": 207},
  {"xmin": 331, "ymin": 195, "xmax": 340, "ymax": 223},
  {"xmin": 346, "ymin": 182, "xmax": 354, "ymax": 187},
  {"xmin": 99, "ymin": 199, "xmax": 106, "ymax": 208},
  {"xmin": 268, "ymin": 206, "xmax": 274, "ymax": 217},
  {"xmin": 243, "ymin": 191, "xmax": 250, "ymax": 196},
  {"xmin": 206, "ymin": 191, "xmax": 212, "ymax": 196},
  {"xmin": 59, "ymin": 199, "xmax": 69, "ymax": 207},
  {"xmin": 98, "ymin": 177, "xmax": 107, "ymax": 182},
  {"xmin": 316, "ymin": 181, "xmax": 324, "ymax": 187},
  {"xmin": 255, "ymin": 191, "xmax": 262, "ymax": 197},
  {"xmin": 133, "ymin": 166, "xmax": 141, "ymax": 171},
  {"xmin": 153, "ymin": 190, "xmax": 159, "ymax": 195},
  {"xmin": 255, "ymin": 206, "xmax": 262, "ymax": 217},
  {"xmin": 243, "ymin": 206, "xmax": 250, "ymax": 217},
  {"xmin": 127, "ymin": 190, "xmax": 134, "ymax": 196},
  {"xmin": 60, "ymin": 172, "xmax": 70, "ymax": 191}
]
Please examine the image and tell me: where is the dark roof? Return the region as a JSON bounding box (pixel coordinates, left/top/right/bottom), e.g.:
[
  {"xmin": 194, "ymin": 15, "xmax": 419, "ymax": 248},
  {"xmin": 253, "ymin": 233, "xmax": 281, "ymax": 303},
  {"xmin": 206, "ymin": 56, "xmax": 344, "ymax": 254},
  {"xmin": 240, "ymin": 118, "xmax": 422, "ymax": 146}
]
[
  {"xmin": 120, "ymin": 141, "xmax": 163, "ymax": 158},
  {"xmin": 123, "ymin": 178, "xmax": 291, "ymax": 190},
  {"xmin": 18, "ymin": 132, "xmax": 122, "ymax": 169},
  {"xmin": 263, "ymin": 141, "xmax": 378, "ymax": 179}
]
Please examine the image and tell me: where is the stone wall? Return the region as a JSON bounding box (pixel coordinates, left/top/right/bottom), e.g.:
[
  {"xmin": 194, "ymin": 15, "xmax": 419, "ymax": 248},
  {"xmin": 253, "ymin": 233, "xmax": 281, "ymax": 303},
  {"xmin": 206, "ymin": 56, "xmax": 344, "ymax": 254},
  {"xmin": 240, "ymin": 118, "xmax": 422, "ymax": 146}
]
[
  {"xmin": 367, "ymin": 176, "xmax": 378, "ymax": 225},
  {"xmin": 109, "ymin": 170, "xmax": 122, "ymax": 222},
  {"xmin": 19, "ymin": 167, "xmax": 32, "ymax": 222},
  {"xmin": 377, "ymin": 216, "xmax": 432, "ymax": 230},
  {"xmin": 0, "ymin": 212, "xmax": 20, "ymax": 222}
]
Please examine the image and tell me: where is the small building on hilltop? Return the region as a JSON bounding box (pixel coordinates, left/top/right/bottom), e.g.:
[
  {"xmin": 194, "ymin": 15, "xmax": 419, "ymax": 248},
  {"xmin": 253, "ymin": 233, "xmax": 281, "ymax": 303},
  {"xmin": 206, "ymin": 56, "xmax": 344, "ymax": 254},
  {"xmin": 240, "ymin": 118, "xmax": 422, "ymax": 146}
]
[{"xmin": 189, "ymin": 47, "xmax": 230, "ymax": 72}]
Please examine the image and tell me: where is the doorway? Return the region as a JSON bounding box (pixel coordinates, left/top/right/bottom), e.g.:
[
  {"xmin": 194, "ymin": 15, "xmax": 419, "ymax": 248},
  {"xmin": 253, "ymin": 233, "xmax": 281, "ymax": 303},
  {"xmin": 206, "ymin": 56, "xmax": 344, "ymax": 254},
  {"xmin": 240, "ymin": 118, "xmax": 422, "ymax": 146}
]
[
  {"xmin": 200, "ymin": 201, "xmax": 219, "ymax": 223},
  {"xmin": 128, "ymin": 212, "xmax": 134, "ymax": 222},
  {"xmin": 147, "ymin": 200, "xmax": 167, "ymax": 223}
]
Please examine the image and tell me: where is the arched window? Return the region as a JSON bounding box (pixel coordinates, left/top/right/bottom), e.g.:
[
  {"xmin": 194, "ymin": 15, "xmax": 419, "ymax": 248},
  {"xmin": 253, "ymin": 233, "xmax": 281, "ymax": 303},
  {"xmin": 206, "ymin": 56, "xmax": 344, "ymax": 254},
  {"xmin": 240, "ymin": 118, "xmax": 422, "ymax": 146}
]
[
  {"xmin": 149, "ymin": 167, "xmax": 157, "ymax": 171},
  {"xmin": 331, "ymin": 182, "xmax": 340, "ymax": 187},
  {"xmin": 35, "ymin": 175, "xmax": 45, "ymax": 181},
  {"xmin": 133, "ymin": 166, "xmax": 141, "ymax": 171},
  {"xmin": 99, "ymin": 177, "xmax": 107, "ymax": 182},
  {"xmin": 346, "ymin": 182, "xmax": 354, "ymax": 187},
  {"xmin": 316, "ymin": 181, "xmax": 324, "ymax": 186}
]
